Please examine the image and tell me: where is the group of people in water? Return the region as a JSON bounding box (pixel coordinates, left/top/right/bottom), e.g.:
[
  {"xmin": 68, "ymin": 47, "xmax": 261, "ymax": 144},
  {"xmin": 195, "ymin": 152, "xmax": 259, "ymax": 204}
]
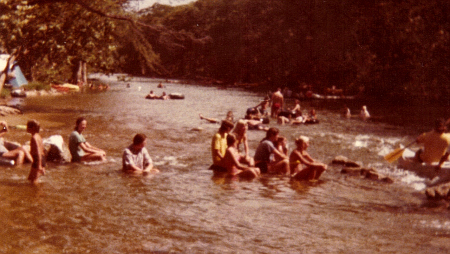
[
  {"xmin": 0, "ymin": 117, "xmax": 159, "ymax": 184},
  {"xmin": 0, "ymin": 120, "xmax": 46, "ymax": 184},
  {"xmin": 210, "ymin": 119, "xmax": 327, "ymax": 181}
]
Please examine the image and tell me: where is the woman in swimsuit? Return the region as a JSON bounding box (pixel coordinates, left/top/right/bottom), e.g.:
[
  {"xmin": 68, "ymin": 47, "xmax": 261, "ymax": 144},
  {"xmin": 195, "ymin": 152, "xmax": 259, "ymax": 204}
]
[
  {"xmin": 220, "ymin": 133, "xmax": 260, "ymax": 179},
  {"xmin": 232, "ymin": 120, "xmax": 254, "ymax": 166},
  {"xmin": 289, "ymin": 135, "xmax": 327, "ymax": 181}
]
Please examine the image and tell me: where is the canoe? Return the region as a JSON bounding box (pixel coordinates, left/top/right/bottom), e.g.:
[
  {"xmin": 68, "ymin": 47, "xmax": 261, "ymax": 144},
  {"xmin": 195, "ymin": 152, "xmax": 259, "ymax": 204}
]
[
  {"xmin": 51, "ymin": 83, "xmax": 80, "ymax": 92},
  {"xmin": 397, "ymin": 148, "xmax": 450, "ymax": 181}
]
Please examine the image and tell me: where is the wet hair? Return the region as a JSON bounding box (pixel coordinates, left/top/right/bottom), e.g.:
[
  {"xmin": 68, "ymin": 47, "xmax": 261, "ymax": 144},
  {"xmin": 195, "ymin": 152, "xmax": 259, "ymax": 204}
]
[
  {"xmin": 226, "ymin": 133, "xmax": 236, "ymax": 146},
  {"xmin": 133, "ymin": 133, "xmax": 147, "ymax": 145},
  {"xmin": 232, "ymin": 120, "xmax": 247, "ymax": 135},
  {"xmin": 295, "ymin": 135, "xmax": 310, "ymax": 146},
  {"xmin": 261, "ymin": 127, "xmax": 279, "ymax": 143},
  {"xmin": 219, "ymin": 120, "xmax": 234, "ymax": 132},
  {"xmin": 75, "ymin": 117, "xmax": 86, "ymax": 130},
  {"xmin": 27, "ymin": 120, "xmax": 40, "ymax": 132}
]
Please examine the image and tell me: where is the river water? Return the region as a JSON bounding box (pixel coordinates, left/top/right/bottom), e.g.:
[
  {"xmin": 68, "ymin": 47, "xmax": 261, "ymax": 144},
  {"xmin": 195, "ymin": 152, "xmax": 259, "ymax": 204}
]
[{"xmin": 0, "ymin": 75, "xmax": 449, "ymax": 253}]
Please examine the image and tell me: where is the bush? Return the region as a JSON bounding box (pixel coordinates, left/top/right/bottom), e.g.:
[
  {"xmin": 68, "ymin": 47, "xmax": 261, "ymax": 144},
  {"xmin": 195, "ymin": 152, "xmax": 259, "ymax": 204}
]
[{"xmin": 23, "ymin": 81, "xmax": 51, "ymax": 91}]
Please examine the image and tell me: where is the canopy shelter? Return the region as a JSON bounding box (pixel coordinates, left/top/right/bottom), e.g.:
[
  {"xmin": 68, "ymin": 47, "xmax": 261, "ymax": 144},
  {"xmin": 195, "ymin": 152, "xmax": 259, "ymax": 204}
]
[{"xmin": 0, "ymin": 54, "xmax": 28, "ymax": 88}]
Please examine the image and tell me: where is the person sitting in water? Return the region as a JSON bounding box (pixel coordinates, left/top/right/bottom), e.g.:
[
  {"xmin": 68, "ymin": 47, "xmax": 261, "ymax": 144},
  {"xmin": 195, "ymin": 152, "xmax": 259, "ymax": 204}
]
[
  {"xmin": 210, "ymin": 120, "xmax": 235, "ymax": 171},
  {"xmin": 415, "ymin": 118, "xmax": 450, "ymax": 164},
  {"xmin": 157, "ymin": 92, "xmax": 169, "ymax": 100},
  {"xmin": 122, "ymin": 133, "xmax": 159, "ymax": 175},
  {"xmin": 244, "ymin": 115, "xmax": 269, "ymax": 131},
  {"xmin": 0, "ymin": 121, "xmax": 33, "ymax": 166},
  {"xmin": 200, "ymin": 111, "xmax": 234, "ymax": 124},
  {"xmin": 145, "ymin": 90, "xmax": 157, "ymax": 99},
  {"xmin": 254, "ymin": 127, "xmax": 289, "ymax": 175},
  {"xmin": 69, "ymin": 117, "xmax": 107, "ymax": 163},
  {"xmin": 360, "ymin": 105, "xmax": 370, "ymax": 121},
  {"xmin": 219, "ymin": 133, "xmax": 260, "ymax": 179},
  {"xmin": 289, "ymin": 135, "xmax": 327, "ymax": 181},
  {"xmin": 231, "ymin": 120, "xmax": 254, "ymax": 166},
  {"xmin": 304, "ymin": 109, "xmax": 319, "ymax": 124},
  {"xmin": 343, "ymin": 105, "xmax": 351, "ymax": 118}
]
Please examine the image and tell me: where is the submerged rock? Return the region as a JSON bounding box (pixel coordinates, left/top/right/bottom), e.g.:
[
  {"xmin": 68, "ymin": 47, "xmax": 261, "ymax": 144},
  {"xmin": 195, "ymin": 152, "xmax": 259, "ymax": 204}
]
[
  {"xmin": 341, "ymin": 166, "xmax": 394, "ymax": 183},
  {"xmin": 425, "ymin": 183, "xmax": 450, "ymax": 201},
  {"xmin": 332, "ymin": 155, "xmax": 361, "ymax": 167}
]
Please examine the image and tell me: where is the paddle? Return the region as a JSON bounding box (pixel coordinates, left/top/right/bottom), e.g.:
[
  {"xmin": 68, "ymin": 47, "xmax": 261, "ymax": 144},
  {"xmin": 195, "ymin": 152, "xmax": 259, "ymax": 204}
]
[{"xmin": 384, "ymin": 141, "xmax": 416, "ymax": 163}]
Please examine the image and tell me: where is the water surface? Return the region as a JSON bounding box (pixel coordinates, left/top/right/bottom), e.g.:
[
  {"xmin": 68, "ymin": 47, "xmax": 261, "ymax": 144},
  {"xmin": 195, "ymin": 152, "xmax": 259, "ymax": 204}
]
[{"xmin": 0, "ymin": 75, "xmax": 449, "ymax": 253}]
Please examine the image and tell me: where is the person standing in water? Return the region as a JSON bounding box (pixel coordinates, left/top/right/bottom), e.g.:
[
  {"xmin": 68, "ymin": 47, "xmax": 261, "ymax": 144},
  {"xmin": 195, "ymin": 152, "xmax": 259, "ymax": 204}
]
[
  {"xmin": 271, "ymin": 88, "xmax": 284, "ymax": 118},
  {"xmin": 69, "ymin": 117, "xmax": 107, "ymax": 163},
  {"xmin": 122, "ymin": 133, "xmax": 159, "ymax": 175},
  {"xmin": 27, "ymin": 120, "xmax": 46, "ymax": 184}
]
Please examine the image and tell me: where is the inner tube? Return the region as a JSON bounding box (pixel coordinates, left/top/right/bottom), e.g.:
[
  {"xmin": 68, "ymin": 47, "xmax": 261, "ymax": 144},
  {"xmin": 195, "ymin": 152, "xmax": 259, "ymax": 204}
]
[{"xmin": 168, "ymin": 93, "xmax": 185, "ymax": 99}]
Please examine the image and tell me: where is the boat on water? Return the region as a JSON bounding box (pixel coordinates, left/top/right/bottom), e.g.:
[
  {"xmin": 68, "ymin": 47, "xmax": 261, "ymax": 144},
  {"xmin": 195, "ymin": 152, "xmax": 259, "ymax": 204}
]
[{"xmin": 397, "ymin": 148, "xmax": 450, "ymax": 183}]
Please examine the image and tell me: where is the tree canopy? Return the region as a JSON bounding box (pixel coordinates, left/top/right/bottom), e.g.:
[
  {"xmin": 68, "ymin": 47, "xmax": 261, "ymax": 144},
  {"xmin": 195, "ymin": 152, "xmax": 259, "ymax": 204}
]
[{"xmin": 1, "ymin": 0, "xmax": 449, "ymax": 102}]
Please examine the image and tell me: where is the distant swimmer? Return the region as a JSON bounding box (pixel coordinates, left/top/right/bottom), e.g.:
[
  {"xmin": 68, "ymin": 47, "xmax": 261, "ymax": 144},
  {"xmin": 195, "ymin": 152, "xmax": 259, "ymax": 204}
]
[
  {"xmin": 200, "ymin": 111, "xmax": 234, "ymax": 124},
  {"xmin": 343, "ymin": 105, "xmax": 351, "ymax": 118},
  {"xmin": 360, "ymin": 105, "xmax": 370, "ymax": 121},
  {"xmin": 145, "ymin": 90, "xmax": 157, "ymax": 99},
  {"xmin": 271, "ymin": 88, "xmax": 284, "ymax": 118}
]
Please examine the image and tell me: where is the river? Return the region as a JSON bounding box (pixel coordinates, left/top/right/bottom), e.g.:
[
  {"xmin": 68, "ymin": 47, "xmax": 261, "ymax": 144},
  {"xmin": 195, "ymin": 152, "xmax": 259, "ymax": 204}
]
[{"xmin": 0, "ymin": 75, "xmax": 449, "ymax": 253}]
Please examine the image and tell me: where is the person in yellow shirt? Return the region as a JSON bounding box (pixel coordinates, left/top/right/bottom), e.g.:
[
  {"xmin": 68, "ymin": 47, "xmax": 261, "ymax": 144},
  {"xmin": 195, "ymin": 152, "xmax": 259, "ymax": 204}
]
[
  {"xmin": 210, "ymin": 120, "xmax": 234, "ymax": 171},
  {"xmin": 415, "ymin": 118, "xmax": 450, "ymax": 164}
]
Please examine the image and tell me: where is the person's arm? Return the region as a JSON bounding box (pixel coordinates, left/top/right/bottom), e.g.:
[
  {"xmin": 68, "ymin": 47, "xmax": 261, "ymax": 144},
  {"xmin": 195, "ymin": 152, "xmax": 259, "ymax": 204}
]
[
  {"xmin": 272, "ymin": 146, "xmax": 288, "ymax": 160},
  {"xmin": 243, "ymin": 134, "xmax": 250, "ymax": 158},
  {"xmin": 436, "ymin": 152, "xmax": 449, "ymax": 170},
  {"xmin": 142, "ymin": 149, "xmax": 159, "ymax": 173},
  {"xmin": 30, "ymin": 136, "xmax": 42, "ymax": 168},
  {"xmin": 227, "ymin": 148, "xmax": 249, "ymax": 170},
  {"xmin": 81, "ymin": 142, "xmax": 105, "ymax": 154}
]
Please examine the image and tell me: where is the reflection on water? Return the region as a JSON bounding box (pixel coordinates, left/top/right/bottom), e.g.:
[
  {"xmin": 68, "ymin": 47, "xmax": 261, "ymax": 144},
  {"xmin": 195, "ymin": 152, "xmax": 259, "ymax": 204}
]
[{"xmin": 0, "ymin": 75, "xmax": 449, "ymax": 253}]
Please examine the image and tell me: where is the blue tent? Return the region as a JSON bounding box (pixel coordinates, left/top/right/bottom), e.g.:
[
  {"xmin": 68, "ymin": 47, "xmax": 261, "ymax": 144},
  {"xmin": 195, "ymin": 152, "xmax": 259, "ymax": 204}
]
[{"xmin": 0, "ymin": 54, "xmax": 28, "ymax": 87}]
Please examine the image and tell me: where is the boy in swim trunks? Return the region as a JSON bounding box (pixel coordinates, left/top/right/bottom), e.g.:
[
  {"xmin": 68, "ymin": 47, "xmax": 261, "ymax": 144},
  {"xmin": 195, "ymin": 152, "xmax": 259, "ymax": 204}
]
[{"xmin": 27, "ymin": 120, "xmax": 46, "ymax": 184}]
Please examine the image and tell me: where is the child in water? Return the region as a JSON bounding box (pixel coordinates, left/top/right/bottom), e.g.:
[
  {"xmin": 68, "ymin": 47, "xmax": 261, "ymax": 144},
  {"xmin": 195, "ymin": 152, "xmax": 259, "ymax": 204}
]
[{"xmin": 27, "ymin": 120, "xmax": 46, "ymax": 184}]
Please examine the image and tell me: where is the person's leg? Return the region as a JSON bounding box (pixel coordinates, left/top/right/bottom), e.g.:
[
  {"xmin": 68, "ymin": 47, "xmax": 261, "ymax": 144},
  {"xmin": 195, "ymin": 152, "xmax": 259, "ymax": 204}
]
[
  {"xmin": 313, "ymin": 164, "xmax": 327, "ymax": 180},
  {"xmin": 269, "ymin": 159, "xmax": 290, "ymax": 175},
  {"xmin": 292, "ymin": 167, "xmax": 315, "ymax": 181},
  {"xmin": 81, "ymin": 152, "xmax": 106, "ymax": 162},
  {"xmin": 2, "ymin": 149, "xmax": 25, "ymax": 165}
]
